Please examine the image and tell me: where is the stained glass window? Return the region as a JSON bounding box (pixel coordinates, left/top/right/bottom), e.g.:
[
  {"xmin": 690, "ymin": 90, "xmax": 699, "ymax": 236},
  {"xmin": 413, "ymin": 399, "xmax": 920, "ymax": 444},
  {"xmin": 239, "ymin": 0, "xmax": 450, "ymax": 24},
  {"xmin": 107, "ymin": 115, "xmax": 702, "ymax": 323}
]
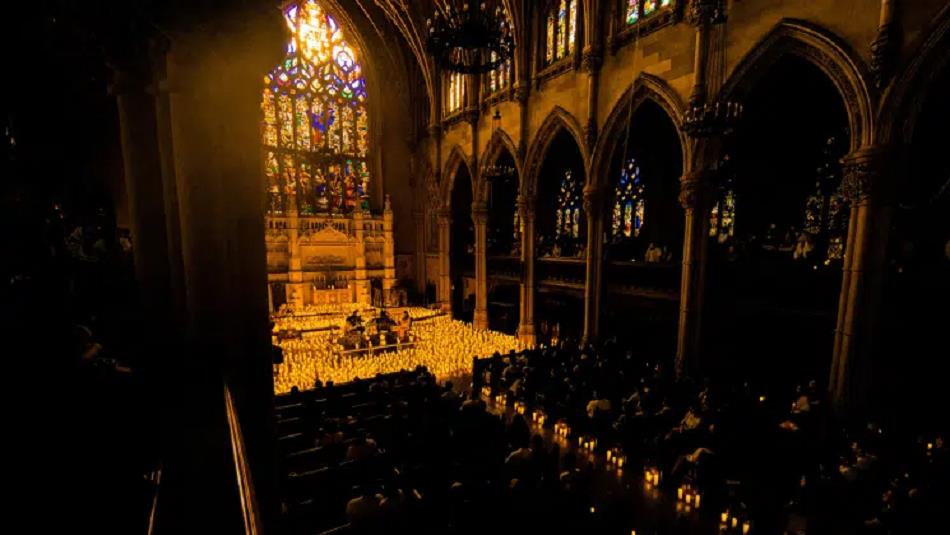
[
  {"xmin": 447, "ymin": 72, "xmax": 465, "ymax": 113},
  {"xmin": 611, "ymin": 158, "xmax": 646, "ymax": 238},
  {"xmin": 545, "ymin": 0, "xmax": 577, "ymax": 66},
  {"xmin": 487, "ymin": 51, "xmax": 512, "ymax": 94},
  {"xmin": 626, "ymin": 0, "xmax": 673, "ymax": 26},
  {"xmin": 555, "ymin": 169, "xmax": 582, "ymax": 239},
  {"xmin": 709, "ymin": 156, "xmax": 736, "ymax": 244},
  {"xmin": 261, "ymin": 0, "xmax": 370, "ymax": 215},
  {"xmin": 799, "ymin": 135, "xmax": 849, "ymax": 263}
]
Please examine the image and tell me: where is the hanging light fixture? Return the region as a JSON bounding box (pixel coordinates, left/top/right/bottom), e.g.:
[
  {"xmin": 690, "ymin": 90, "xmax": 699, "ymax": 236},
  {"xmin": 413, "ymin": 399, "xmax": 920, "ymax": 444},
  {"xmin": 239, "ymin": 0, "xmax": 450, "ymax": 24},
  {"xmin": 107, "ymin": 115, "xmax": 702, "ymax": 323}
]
[
  {"xmin": 682, "ymin": 99, "xmax": 744, "ymax": 138},
  {"xmin": 426, "ymin": 0, "xmax": 514, "ymax": 74}
]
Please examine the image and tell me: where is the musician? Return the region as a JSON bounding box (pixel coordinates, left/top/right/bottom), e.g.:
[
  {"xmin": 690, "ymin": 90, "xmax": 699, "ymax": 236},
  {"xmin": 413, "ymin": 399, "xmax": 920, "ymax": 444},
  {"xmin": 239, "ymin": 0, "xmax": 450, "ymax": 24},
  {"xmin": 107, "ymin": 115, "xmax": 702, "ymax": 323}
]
[{"xmin": 396, "ymin": 311, "xmax": 412, "ymax": 342}]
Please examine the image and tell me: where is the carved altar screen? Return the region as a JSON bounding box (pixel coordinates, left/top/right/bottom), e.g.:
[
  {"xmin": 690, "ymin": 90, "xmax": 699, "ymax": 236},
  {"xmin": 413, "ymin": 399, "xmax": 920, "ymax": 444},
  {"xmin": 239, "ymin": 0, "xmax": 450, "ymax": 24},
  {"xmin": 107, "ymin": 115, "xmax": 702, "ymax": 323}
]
[{"xmin": 262, "ymin": 0, "xmax": 371, "ymax": 216}]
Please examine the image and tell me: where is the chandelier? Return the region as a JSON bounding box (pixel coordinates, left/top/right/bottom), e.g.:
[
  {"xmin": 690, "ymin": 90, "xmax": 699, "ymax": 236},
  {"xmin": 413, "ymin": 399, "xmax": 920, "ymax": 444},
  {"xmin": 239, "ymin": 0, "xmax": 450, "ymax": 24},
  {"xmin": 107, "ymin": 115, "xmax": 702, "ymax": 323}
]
[
  {"xmin": 682, "ymin": 99, "xmax": 744, "ymax": 138},
  {"xmin": 426, "ymin": 0, "xmax": 514, "ymax": 74}
]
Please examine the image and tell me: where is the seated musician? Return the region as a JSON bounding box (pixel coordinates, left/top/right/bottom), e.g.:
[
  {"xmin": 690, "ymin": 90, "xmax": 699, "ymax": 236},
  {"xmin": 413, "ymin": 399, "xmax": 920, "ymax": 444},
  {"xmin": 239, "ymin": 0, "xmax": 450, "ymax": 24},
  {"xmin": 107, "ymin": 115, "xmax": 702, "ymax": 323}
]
[
  {"xmin": 344, "ymin": 310, "xmax": 364, "ymax": 334},
  {"xmin": 396, "ymin": 311, "xmax": 412, "ymax": 341}
]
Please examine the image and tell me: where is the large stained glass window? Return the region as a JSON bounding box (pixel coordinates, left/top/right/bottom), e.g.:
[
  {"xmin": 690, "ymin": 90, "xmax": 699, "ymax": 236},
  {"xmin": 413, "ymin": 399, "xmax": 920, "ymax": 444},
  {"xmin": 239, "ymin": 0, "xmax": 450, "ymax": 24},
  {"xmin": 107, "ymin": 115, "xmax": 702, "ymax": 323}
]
[
  {"xmin": 544, "ymin": 0, "xmax": 577, "ymax": 66},
  {"xmin": 611, "ymin": 158, "xmax": 646, "ymax": 238},
  {"xmin": 626, "ymin": 0, "xmax": 673, "ymax": 26},
  {"xmin": 709, "ymin": 155, "xmax": 736, "ymax": 244},
  {"xmin": 800, "ymin": 135, "xmax": 849, "ymax": 263},
  {"xmin": 447, "ymin": 72, "xmax": 465, "ymax": 113},
  {"xmin": 262, "ymin": 1, "xmax": 370, "ymax": 215},
  {"xmin": 555, "ymin": 169, "xmax": 582, "ymax": 239},
  {"xmin": 487, "ymin": 51, "xmax": 512, "ymax": 94}
]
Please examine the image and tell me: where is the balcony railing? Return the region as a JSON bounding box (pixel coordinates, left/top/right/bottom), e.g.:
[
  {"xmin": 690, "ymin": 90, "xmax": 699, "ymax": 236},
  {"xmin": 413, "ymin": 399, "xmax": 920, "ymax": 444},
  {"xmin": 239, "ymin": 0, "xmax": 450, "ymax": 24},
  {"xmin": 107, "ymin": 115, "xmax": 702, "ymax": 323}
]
[
  {"xmin": 537, "ymin": 257, "xmax": 586, "ymax": 287},
  {"xmin": 487, "ymin": 255, "xmax": 522, "ymax": 281}
]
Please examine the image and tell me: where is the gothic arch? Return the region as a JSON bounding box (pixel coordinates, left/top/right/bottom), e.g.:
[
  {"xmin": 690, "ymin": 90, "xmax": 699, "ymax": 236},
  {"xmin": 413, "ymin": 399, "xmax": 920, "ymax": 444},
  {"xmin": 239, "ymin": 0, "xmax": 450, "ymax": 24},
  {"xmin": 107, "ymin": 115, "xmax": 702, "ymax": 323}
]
[
  {"xmin": 442, "ymin": 145, "xmax": 473, "ymax": 210},
  {"xmin": 477, "ymin": 128, "xmax": 523, "ymax": 203},
  {"xmin": 523, "ymin": 106, "xmax": 590, "ymax": 199},
  {"xmin": 877, "ymin": 3, "xmax": 950, "ymax": 146},
  {"xmin": 591, "ymin": 73, "xmax": 688, "ymax": 190},
  {"xmin": 718, "ymin": 19, "xmax": 875, "ymax": 152}
]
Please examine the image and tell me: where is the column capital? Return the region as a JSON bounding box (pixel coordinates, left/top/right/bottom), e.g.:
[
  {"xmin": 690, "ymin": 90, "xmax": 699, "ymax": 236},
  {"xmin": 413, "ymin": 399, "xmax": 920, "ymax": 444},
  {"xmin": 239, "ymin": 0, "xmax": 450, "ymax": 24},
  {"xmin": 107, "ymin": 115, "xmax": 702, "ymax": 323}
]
[
  {"xmin": 513, "ymin": 85, "xmax": 530, "ymax": 104},
  {"xmin": 686, "ymin": 0, "xmax": 726, "ymax": 27},
  {"xmin": 840, "ymin": 146, "xmax": 889, "ymax": 204},
  {"xmin": 582, "ymin": 184, "xmax": 606, "ymax": 213},
  {"xmin": 471, "ymin": 201, "xmax": 489, "ymax": 224},
  {"xmin": 581, "ymin": 48, "xmax": 603, "ymax": 74},
  {"xmin": 678, "ymin": 171, "xmax": 713, "ymax": 210}
]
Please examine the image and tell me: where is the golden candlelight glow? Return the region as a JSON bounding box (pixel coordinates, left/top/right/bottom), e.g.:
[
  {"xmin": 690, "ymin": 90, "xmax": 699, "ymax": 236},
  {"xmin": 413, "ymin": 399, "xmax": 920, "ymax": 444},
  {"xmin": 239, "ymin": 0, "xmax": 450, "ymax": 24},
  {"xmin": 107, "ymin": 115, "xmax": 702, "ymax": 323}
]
[{"xmin": 272, "ymin": 305, "xmax": 528, "ymax": 393}]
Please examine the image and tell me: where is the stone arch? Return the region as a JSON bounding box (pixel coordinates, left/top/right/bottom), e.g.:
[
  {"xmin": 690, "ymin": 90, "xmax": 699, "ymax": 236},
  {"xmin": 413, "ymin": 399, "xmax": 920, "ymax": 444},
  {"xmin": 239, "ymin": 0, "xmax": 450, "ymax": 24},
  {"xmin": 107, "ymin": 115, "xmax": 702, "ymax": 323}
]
[
  {"xmin": 718, "ymin": 19, "xmax": 875, "ymax": 152},
  {"xmin": 877, "ymin": 3, "xmax": 950, "ymax": 146},
  {"xmin": 477, "ymin": 128, "xmax": 523, "ymax": 203},
  {"xmin": 523, "ymin": 106, "xmax": 590, "ymax": 199},
  {"xmin": 590, "ymin": 73, "xmax": 688, "ymax": 190},
  {"xmin": 441, "ymin": 145, "xmax": 473, "ymax": 210}
]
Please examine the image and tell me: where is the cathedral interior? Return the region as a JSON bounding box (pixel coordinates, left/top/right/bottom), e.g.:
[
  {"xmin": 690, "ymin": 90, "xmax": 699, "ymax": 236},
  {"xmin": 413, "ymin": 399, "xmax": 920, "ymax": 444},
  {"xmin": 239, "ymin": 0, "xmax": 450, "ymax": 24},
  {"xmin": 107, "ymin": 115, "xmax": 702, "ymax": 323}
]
[{"xmin": 2, "ymin": 0, "xmax": 949, "ymax": 533}]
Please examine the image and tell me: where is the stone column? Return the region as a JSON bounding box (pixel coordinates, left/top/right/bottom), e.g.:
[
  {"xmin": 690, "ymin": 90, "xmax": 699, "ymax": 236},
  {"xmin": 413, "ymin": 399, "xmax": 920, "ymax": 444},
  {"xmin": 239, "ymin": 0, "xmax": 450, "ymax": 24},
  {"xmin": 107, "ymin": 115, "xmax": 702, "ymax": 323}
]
[
  {"xmin": 582, "ymin": 184, "xmax": 605, "ymax": 344},
  {"xmin": 675, "ymin": 171, "xmax": 712, "ymax": 378},
  {"xmin": 413, "ymin": 208, "xmax": 427, "ymax": 294},
  {"xmin": 472, "ymin": 201, "xmax": 490, "ymax": 329},
  {"xmin": 352, "ymin": 208, "xmax": 371, "ymax": 305},
  {"xmin": 382, "ymin": 195, "xmax": 397, "ymax": 301},
  {"xmin": 517, "ymin": 195, "xmax": 537, "ymax": 344},
  {"xmin": 830, "ymin": 147, "xmax": 890, "ymax": 411},
  {"xmin": 112, "ymin": 69, "xmax": 173, "ymax": 323},
  {"xmin": 437, "ymin": 208, "xmax": 453, "ymax": 312}
]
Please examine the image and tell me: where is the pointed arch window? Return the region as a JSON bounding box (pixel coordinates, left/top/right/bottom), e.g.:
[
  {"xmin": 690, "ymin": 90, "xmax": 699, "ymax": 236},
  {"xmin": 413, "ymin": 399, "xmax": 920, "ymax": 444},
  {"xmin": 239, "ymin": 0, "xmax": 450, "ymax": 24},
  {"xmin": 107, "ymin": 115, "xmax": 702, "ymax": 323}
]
[
  {"xmin": 611, "ymin": 158, "xmax": 646, "ymax": 238},
  {"xmin": 625, "ymin": 0, "xmax": 673, "ymax": 25},
  {"xmin": 447, "ymin": 72, "xmax": 465, "ymax": 114},
  {"xmin": 555, "ymin": 169, "xmax": 582, "ymax": 239},
  {"xmin": 487, "ymin": 51, "xmax": 513, "ymax": 94},
  {"xmin": 544, "ymin": 0, "xmax": 578, "ymax": 66},
  {"xmin": 262, "ymin": 0, "xmax": 370, "ymax": 216}
]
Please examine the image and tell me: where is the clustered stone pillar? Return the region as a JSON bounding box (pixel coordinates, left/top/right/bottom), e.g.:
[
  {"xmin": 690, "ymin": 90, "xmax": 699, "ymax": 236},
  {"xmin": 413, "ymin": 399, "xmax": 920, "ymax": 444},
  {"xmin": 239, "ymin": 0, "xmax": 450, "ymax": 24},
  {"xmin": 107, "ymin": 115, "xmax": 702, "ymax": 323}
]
[
  {"xmin": 382, "ymin": 195, "xmax": 397, "ymax": 302},
  {"xmin": 413, "ymin": 208, "xmax": 427, "ymax": 295},
  {"xmin": 352, "ymin": 208, "xmax": 371, "ymax": 304},
  {"xmin": 675, "ymin": 170, "xmax": 712, "ymax": 378},
  {"xmin": 437, "ymin": 207, "xmax": 453, "ymax": 312},
  {"xmin": 472, "ymin": 201, "xmax": 490, "ymax": 330},
  {"xmin": 286, "ymin": 191, "xmax": 305, "ymax": 308},
  {"xmin": 111, "ymin": 68, "xmax": 173, "ymax": 329},
  {"xmin": 830, "ymin": 146, "xmax": 890, "ymax": 411},
  {"xmin": 582, "ymin": 184, "xmax": 605, "ymax": 344},
  {"xmin": 517, "ymin": 195, "xmax": 537, "ymax": 344}
]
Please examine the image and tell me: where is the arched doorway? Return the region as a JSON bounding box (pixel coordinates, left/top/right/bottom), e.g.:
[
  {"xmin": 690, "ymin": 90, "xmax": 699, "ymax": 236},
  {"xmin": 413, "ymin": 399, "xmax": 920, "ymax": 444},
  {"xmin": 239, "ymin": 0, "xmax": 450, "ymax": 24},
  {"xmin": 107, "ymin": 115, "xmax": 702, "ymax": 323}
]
[
  {"xmin": 485, "ymin": 145, "xmax": 520, "ymax": 334},
  {"xmin": 536, "ymin": 128, "xmax": 586, "ymax": 342},
  {"xmin": 449, "ymin": 164, "xmax": 474, "ymax": 321},
  {"xmin": 602, "ymin": 99, "xmax": 684, "ymax": 357},
  {"xmin": 705, "ymin": 55, "xmax": 850, "ymax": 386}
]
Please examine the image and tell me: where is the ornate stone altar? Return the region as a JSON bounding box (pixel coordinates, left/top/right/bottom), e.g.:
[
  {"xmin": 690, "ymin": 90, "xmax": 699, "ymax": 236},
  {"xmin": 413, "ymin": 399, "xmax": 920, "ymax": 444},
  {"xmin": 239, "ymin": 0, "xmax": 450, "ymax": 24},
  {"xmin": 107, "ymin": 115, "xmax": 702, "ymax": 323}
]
[{"xmin": 266, "ymin": 196, "xmax": 396, "ymax": 310}]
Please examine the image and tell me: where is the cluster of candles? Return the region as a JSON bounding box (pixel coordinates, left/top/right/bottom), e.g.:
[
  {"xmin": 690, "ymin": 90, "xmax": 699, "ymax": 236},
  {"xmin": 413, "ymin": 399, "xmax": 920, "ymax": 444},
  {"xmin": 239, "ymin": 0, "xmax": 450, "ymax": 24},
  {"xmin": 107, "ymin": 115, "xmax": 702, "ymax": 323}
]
[
  {"xmin": 514, "ymin": 400, "xmax": 526, "ymax": 415},
  {"xmin": 273, "ymin": 309, "xmax": 528, "ymax": 394},
  {"xmin": 578, "ymin": 435, "xmax": 598, "ymax": 453},
  {"xmin": 720, "ymin": 510, "xmax": 752, "ymax": 534},
  {"xmin": 643, "ymin": 466, "xmax": 662, "ymax": 488},
  {"xmin": 531, "ymin": 409, "xmax": 547, "ymax": 427},
  {"xmin": 554, "ymin": 420, "xmax": 571, "ymax": 439},
  {"xmin": 493, "ymin": 392, "xmax": 508, "ymax": 407},
  {"xmin": 605, "ymin": 447, "xmax": 626, "ymax": 469},
  {"xmin": 675, "ymin": 483, "xmax": 702, "ymax": 513},
  {"xmin": 480, "ymin": 385, "xmax": 492, "ymax": 400}
]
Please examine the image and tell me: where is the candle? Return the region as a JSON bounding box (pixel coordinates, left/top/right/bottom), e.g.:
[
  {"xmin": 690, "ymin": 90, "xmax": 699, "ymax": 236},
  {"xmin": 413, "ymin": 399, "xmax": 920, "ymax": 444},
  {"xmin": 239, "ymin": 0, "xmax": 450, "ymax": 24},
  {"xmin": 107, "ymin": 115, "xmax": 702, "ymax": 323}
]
[
  {"xmin": 694, "ymin": 494, "xmax": 701, "ymax": 508},
  {"xmin": 607, "ymin": 450, "xmax": 613, "ymax": 462},
  {"xmin": 721, "ymin": 512, "xmax": 729, "ymax": 524},
  {"xmin": 677, "ymin": 487, "xmax": 684, "ymax": 500},
  {"xmin": 742, "ymin": 521, "xmax": 751, "ymax": 534},
  {"xmin": 732, "ymin": 516, "xmax": 739, "ymax": 528},
  {"xmin": 685, "ymin": 493, "xmax": 693, "ymax": 505}
]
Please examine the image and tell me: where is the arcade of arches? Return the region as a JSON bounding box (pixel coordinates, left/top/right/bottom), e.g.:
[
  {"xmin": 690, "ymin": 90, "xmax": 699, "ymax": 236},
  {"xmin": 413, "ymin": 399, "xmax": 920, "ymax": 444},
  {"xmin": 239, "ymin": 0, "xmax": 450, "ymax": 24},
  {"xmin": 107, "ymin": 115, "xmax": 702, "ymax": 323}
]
[
  {"xmin": 106, "ymin": 1, "xmax": 950, "ymax": 415},
  {"xmin": 37, "ymin": 0, "xmax": 949, "ymax": 531}
]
